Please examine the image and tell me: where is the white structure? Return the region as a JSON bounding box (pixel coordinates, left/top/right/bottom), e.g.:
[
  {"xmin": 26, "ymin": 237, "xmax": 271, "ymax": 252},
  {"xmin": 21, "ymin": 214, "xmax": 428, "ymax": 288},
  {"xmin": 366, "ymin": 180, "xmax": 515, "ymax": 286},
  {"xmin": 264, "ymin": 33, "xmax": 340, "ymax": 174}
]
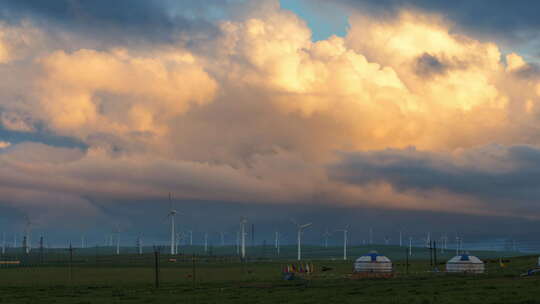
[
  {"xmin": 335, "ymin": 227, "xmax": 349, "ymax": 261},
  {"xmin": 240, "ymin": 217, "xmax": 247, "ymax": 259},
  {"xmin": 168, "ymin": 193, "xmax": 177, "ymax": 255},
  {"xmin": 354, "ymin": 251, "xmax": 393, "ymax": 273},
  {"xmin": 137, "ymin": 234, "xmax": 143, "ymax": 255},
  {"xmin": 446, "ymin": 254, "xmax": 485, "ymax": 274},
  {"xmin": 322, "ymin": 229, "xmax": 331, "ymax": 248},
  {"xmin": 292, "ymin": 219, "xmax": 312, "ymax": 261}
]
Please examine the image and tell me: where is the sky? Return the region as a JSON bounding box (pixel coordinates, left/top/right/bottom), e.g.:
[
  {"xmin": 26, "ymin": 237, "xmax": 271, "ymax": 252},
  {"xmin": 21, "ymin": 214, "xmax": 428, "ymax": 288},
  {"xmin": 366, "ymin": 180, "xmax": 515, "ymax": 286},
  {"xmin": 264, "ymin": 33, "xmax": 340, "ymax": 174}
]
[{"xmin": 1, "ymin": 0, "xmax": 540, "ymax": 248}]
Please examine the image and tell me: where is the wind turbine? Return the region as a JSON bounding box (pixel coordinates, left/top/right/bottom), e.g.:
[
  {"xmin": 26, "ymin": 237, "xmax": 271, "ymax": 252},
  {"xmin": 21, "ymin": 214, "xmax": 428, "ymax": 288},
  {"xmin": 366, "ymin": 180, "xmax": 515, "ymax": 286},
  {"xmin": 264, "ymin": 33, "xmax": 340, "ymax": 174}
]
[
  {"xmin": 176, "ymin": 232, "xmax": 184, "ymax": 254},
  {"xmin": 240, "ymin": 217, "xmax": 247, "ymax": 259},
  {"xmin": 204, "ymin": 232, "xmax": 208, "ymax": 253},
  {"xmin": 167, "ymin": 192, "xmax": 178, "ymax": 255},
  {"xmin": 292, "ymin": 219, "xmax": 312, "ymax": 261},
  {"xmin": 369, "ymin": 227, "xmax": 373, "ymax": 245},
  {"xmin": 137, "ymin": 233, "xmax": 143, "ymax": 255},
  {"xmin": 409, "ymin": 236, "xmax": 413, "ymax": 256},
  {"xmin": 236, "ymin": 230, "xmax": 240, "ymax": 255},
  {"xmin": 322, "ymin": 228, "xmax": 332, "ymax": 249},
  {"xmin": 115, "ymin": 227, "xmax": 121, "ymax": 255},
  {"xmin": 1, "ymin": 232, "xmax": 5, "ymax": 255},
  {"xmin": 220, "ymin": 232, "xmax": 227, "ymax": 247},
  {"xmin": 274, "ymin": 231, "xmax": 281, "ymax": 256},
  {"xmin": 22, "ymin": 216, "xmax": 31, "ymax": 254},
  {"xmin": 335, "ymin": 226, "xmax": 349, "ymax": 261}
]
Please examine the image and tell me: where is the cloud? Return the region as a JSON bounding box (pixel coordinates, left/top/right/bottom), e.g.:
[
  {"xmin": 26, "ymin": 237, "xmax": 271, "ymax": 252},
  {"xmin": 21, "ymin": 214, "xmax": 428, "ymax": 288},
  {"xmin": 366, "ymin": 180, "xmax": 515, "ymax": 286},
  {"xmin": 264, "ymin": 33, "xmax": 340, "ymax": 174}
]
[
  {"xmin": 0, "ymin": 0, "xmax": 225, "ymax": 45},
  {"xmin": 36, "ymin": 48, "xmax": 218, "ymax": 141},
  {"xmin": 1, "ymin": 1, "xmax": 540, "ymax": 227},
  {"xmin": 323, "ymin": 0, "xmax": 540, "ymax": 43},
  {"xmin": 329, "ymin": 145, "xmax": 540, "ymax": 218},
  {"xmin": 0, "ymin": 141, "xmax": 10, "ymax": 148}
]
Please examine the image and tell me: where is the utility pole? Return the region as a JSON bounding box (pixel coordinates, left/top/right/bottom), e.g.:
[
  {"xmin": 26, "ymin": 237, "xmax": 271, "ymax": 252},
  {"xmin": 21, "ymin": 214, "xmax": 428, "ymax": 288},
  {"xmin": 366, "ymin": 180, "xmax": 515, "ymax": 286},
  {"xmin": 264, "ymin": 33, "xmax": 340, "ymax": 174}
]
[
  {"xmin": 251, "ymin": 224, "xmax": 255, "ymax": 248},
  {"xmin": 434, "ymin": 241, "xmax": 437, "ymax": 268},
  {"xmin": 153, "ymin": 246, "xmax": 161, "ymax": 288},
  {"xmin": 429, "ymin": 241, "xmax": 433, "ymax": 267},
  {"xmin": 1, "ymin": 232, "xmax": 5, "ymax": 256},
  {"xmin": 405, "ymin": 247, "xmax": 409, "ymax": 275},
  {"xmin": 39, "ymin": 235, "xmax": 44, "ymax": 264},
  {"xmin": 68, "ymin": 242, "xmax": 74, "ymax": 285}
]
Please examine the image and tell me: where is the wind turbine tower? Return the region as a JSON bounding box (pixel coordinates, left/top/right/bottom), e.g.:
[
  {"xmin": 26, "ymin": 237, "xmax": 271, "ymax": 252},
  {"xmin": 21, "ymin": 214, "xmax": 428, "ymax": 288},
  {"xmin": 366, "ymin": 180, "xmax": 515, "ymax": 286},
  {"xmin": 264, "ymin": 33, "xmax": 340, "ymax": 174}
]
[
  {"xmin": 23, "ymin": 216, "xmax": 31, "ymax": 254},
  {"xmin": 115, "ymin": 227, "xmax": 120, "ymax": 255},
  {"xmin": 220, "ymin": 232, "xmax": 227, "ymax": 247},
  {"xmin": 292, "ymin": 219, "xmax": 312, "ymax": 261},
  {"xmin": 335, "ymin": 226, "xmax": 349, "ymax": 261},
  {"xmin": 204, "ymin": 232, "xmax": 208, "ymax": 253},
  {"xmin": 240, "ymin": 217, "xmax": 247, "ymax": 259},
  {"xmin": 137, "ymin": 233, "xmax": 143, "ymax": 255},
  {"xmin": 323, "ymin": 228, "xmax": 331, "ymax": 249},
  {"xmin": 168, "ymin": 193, "xmax": 178, "ymax": 255}
]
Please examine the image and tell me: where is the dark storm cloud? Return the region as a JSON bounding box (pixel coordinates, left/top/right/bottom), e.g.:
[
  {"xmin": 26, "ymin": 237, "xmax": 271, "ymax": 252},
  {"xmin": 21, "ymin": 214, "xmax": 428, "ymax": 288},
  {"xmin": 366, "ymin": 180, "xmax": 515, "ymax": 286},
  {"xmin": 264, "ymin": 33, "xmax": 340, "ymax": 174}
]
[
  {"xmin": 333, "ymin": 0, "xmax": 540, "ymax": 41},
  {"xmin": 0, "ymin": 0, "xmax": 225, "ymax": 43},
  {"xmin": 329, "ymin": 145, "xmax": 540, "ymax": 202},
  {"xmin": 415, "ymin": 53, "xmax": 447, "ymax": 77}
]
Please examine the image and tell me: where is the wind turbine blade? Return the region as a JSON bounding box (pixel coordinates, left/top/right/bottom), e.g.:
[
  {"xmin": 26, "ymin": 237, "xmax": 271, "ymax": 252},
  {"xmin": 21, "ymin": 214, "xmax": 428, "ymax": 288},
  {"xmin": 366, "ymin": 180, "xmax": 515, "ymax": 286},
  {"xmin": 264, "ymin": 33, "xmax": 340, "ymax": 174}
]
[
  {"xmin": 290, "ymin": 218, "xmax": 298, "ymax": 226},
  {"xmin": 301, "ymin": 223, "xmax": 312, "ymax": 229}
]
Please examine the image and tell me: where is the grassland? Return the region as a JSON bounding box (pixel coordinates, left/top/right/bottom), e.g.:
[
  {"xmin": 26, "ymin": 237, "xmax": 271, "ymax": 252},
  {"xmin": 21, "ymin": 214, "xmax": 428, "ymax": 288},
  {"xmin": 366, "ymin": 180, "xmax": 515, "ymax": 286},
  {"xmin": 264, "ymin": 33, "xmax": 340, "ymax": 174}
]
[{"xmin": 0, "ymin": 245, "xmax": 538, "ymax": 303}]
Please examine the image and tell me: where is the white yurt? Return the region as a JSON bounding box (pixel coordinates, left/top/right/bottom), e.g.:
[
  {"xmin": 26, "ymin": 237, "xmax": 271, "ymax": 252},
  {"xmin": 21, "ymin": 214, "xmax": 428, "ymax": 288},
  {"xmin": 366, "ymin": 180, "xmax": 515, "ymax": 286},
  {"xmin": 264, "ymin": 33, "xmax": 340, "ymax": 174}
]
[
  {"xmin": 446, "ymin": 253, "xmax": 485, "ymax": 274},
  {"xmin": 354, "ymin": 251, "xmax": 393, "ymax": 274}
]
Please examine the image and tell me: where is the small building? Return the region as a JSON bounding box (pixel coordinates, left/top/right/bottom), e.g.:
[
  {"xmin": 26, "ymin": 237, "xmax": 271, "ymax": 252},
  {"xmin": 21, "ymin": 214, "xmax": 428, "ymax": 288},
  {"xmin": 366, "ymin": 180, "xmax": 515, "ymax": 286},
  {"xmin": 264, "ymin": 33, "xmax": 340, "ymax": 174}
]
[
  {"xmin": 352, "ymin": 251, "xmax": 393, "ymax": 278},
  {"xmin": 446, "ymin": 254, "xmax": 485, "ymax": 274}
]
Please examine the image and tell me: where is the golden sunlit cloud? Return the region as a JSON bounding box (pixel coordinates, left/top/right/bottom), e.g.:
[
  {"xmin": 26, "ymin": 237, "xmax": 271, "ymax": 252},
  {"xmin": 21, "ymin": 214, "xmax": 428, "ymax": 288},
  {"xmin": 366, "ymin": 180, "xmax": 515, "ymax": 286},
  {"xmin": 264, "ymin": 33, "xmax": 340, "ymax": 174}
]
[{"xmin": 1, "ymin": 1, "xmax": 540, "ymax": 221}]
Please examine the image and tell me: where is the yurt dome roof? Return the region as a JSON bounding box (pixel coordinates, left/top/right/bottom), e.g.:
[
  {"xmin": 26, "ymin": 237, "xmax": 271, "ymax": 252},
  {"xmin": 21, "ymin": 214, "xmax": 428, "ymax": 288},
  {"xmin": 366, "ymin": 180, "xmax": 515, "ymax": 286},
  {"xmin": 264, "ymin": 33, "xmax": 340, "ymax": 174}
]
[
  {"xmin": 355, "ymin": 251, "xmax": 391, "ymax": 263},
  {"xmin": 447, "ymin": 254, "xmax": 483, "ymax": 264}
]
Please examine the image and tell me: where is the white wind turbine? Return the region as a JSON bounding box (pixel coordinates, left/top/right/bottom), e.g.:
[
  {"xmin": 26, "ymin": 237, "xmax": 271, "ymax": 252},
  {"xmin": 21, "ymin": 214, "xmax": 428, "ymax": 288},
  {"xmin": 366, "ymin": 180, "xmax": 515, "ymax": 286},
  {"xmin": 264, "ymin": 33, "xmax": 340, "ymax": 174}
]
[
  {"xmin": 1, "ymin": 232, "xmax": 5, "ymax": 255},
  {"xmin": 220, "ymin": 231, "xmax": 227, "ymax": 247},
  {"xmin": 240, "ymin": 217, "xmax": 247, "ymax": 259},
  {"xmin": 204, "ymin": 232, "xmax": 208, "ymax": 253},
  {"xmin": 167, "ymin": 193, "xmax": 178, "ymax": 255},
  {"xmin": 137, "ymin": 233, "xmax": 143, "ymax": 255},
  {"xmin": 322, "ymin": 228, "xmax": 332, "ymax": 249},
  {"xmin": 115, "ymin": 226, "xmax": 121, "ymax": 255},
  {"xmin": 335, "ymin": 226, "xmax": 349, "ymax": 261},
  {"xmin": 274, "ymin": 231, "xmax": 282, "ymax": 256},
  {"xmin": 23, "ymin": 216, "xmax": 32, "ymax": 254},
  {"xmin": 292, "ymin": 219, "xmax": 312, "ymax": 261}
]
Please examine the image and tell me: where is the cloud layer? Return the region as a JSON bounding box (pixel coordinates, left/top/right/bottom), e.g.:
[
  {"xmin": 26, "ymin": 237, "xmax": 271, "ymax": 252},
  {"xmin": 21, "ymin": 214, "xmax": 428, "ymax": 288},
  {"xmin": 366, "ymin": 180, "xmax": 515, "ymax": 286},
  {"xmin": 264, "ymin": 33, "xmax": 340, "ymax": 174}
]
[{"xmin": 1, "ymin": 0, "xmax": 540, "ymax": 229}]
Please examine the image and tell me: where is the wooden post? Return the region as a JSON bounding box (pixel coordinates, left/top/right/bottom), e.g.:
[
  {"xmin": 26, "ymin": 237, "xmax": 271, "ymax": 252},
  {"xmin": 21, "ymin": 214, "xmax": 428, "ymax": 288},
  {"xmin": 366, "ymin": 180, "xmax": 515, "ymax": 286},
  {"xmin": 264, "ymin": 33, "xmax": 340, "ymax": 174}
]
[
  {"xmin": 68, "ymin": 242, "xmax": 74, "ymax": 285},
  {"xmin": 433, "ymin": 241, "xmax": 437, "ymax": 267},
  {"xmin": 429, "ymin": 241, "xmax": 433, "ymax": 267},
  {"xmin": 405, "ymin": 248, "xmax": 409, "ymax": 275},
  {"xmin": 192, "ymin": 254, "xmax": 196, "ymax": 288},
  {"xmin": 154, "ymin": 247, "xmax": 160, "ymax": 288}
]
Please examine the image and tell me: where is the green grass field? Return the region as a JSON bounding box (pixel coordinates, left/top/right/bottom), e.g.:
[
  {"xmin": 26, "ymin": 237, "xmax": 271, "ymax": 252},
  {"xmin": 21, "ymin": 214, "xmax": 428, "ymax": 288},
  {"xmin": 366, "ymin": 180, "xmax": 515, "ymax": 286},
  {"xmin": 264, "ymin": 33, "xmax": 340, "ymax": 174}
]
[{"xmin": 0, "ymin": 245, "xmax": 538, "ymax": 303}]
